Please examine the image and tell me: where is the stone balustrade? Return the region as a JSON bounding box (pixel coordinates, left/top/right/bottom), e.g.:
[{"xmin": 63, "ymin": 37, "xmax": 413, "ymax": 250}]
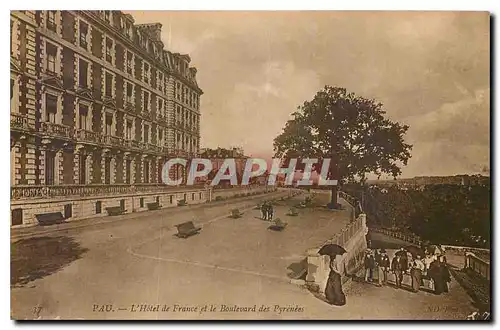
[
  {"xmin": 11, "ymin": 184, "xmax": 207, "ymax": 200},
  {"xmin": 465, "ymin": 252, "xmax": 490, "ymax": 280}
]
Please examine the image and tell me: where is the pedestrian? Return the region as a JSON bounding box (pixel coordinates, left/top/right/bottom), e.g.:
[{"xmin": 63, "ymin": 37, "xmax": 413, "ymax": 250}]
[
  {"xmin": 325, "ymin": 254, "xmax": 346, "ymax": 306},
  {"xmin": 268, "ymin": 203, "xmax": 274, "ymax": 221},
  {"xmin": 391, "ymin": 254, "xmax": 404, "ymax": 288},
  {"xmin": 428, "ymin": 258, "xmax": 446, "ymax": 295},
  {"xmin": 261, "ymin": 202, "xmax": 268, "ymax": 220},
  {"xmin": 411, "ymin": 255, "xmax": 425, "ymax": 292},
  {"xmin": 374, "ymin": 249, "xmax": 383, "ymax": 287},
  {"xmin": 364, "ymin": 249, "xmax": 375, "ymax": 283},
  {"xmin": 438, "ymin": 255, "xmax": 451, "ymax": 293},
  {"xmin": 379, "ymin": 249, "xmax": 391, "ymax": 285}
]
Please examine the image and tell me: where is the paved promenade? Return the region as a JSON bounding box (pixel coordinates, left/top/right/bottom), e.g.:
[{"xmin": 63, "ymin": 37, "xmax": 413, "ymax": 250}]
[{"xmin": 11, "ymin": 192, "xmax": 476, "ymax": 320}]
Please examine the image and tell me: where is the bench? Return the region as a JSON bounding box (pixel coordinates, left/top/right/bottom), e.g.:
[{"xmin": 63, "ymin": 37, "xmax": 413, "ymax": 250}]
[
  {"xmin": 268, "ymin": 218, "xmax": 288, "ymax": 231},
  {"xmin": 106, "ymin": 206, "xmax": 126, "ymax": 216},
  {"xmin": 230, "ymin": 209, "xmax": 244, "ymax": 219},
  {"xmin": 35, "ymin": 212, "xmax": 65, "ymax": 226},
  {"xmin": 147, "ymin": 202, "xmax": 162, "ymax": 211},
  {"xmin": 175, "ymin": 221, "xmax": 201, "ymax": 238}
]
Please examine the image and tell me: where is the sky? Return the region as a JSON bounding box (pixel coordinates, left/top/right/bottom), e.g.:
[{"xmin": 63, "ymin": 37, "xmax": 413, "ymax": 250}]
[{"xmin": 128, "ymin": 11, "xmax": 490, "ymax": 178}]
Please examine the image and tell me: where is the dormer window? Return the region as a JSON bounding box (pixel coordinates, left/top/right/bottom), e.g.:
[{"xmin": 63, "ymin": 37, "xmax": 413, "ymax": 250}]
[
  {"xmin": 47, "ymin": 11, "xmax": 57, "ymax": 32},
  {"xmin": 104, "ymin": 11, "xmax": 111, "ymax": 23}
]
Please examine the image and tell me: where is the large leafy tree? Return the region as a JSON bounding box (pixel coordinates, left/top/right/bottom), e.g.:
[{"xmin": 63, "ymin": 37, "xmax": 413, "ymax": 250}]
[{"xmin": 273, "ymin": 86, "xmax": 412, "ymax": 208}]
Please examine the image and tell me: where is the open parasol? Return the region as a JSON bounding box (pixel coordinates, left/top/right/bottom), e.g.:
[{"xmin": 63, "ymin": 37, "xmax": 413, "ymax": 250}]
[{"xmin": 318, "ymin": 244, "xmax": 347, "ymax": 258}]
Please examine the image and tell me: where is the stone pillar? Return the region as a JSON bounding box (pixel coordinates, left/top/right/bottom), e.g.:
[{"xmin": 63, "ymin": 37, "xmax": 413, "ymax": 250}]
[
  {"xmin": 110, "ymin": 155, "xmax": 116, "ymax": 184},
  {"xmin": 10, "ymin": 144, "xmax": 18, "ymax": 186},
  {"xmin": 56, "ymin": 149, "xmax": 63, "ymax": 185},
  {"xmin": 87, "ymin": 153, "xmax": 93, "ymax": 184},
  {"xmin": 123, "ymin": 153, "xmax": 128, "ymax": 184},
  {"xmin": 140, "ymin": 155, "xmax": 146, "ymax": 183},
  {"xmin": 130, "ymin": 156, "xmax": 136, "ymax": 184},
  {"xmin": 101, "ymin": 149, "xmax": 109, "ymax": 183},
  {"xmin": 25, "ymin": 143, "xmax": 37, "ymax": 185},
  {"xmin": 73, "ymin": 150, "xmax": 80, "ymax": 184}
]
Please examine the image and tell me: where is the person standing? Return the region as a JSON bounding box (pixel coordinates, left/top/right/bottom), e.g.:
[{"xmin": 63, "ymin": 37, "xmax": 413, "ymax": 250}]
[
  {"xmin": 379, "ymin": 249, "xmax": 391, "ymax": 285},
  {"xmin": 374, "ymin": 249, "xmax": 383, "ymax": 287},
  {"xmin": 391, "ymin": 254, "xmax": 404, "ymax": 288},
  {"xmin": 268, "ymin": 203, "xmax": 274, "ymax": 221},
  {"xmin": 364, "ymin": 250, "xmax": 375, "ymax": 283},
  {"xmin": 411, "ymin": 255, "xmax": 425, "ymax": 292},
  {"xmin": 325, "ymin": 254, "xmax": 346, "ymax": 306},
  {"xmin": 438, "ymin": 255, "xmax": 451, "ymax": 293},
  {"xmin": 261, "ymin": 202, "xmax": 268, "ymax": 220},
  {"xmin": 428, "ymin": 258, "xmax": 445, "ymax": 295}
]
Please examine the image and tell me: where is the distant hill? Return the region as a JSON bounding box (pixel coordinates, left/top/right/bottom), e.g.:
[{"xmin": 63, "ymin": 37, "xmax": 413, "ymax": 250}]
[{"xmin": 367, "ymin": 174, "xmax": 490, "ymax": 186}]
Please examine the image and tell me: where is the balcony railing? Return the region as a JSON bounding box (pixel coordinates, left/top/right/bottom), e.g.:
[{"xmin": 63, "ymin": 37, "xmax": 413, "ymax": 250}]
[
  {"xmin": 76, "ymin": 129, "xmax": 101, "ymax": 144},
  {"xmin": 103, "ymin": 135, "xmax": 125, "ymax": 147},
  {"xmin": 40, "ymin": 122, "xmax": 74, "ymax": 139},
  {"xmin": 11, "ymin": 113, "xmax": 30, "ymax": 131},
  {"xmin": 11, "ymin": 184, "xmax": 207, "ymax": 200}
]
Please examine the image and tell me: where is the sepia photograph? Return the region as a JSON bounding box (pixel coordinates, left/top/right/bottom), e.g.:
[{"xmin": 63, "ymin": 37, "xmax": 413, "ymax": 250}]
[{"xmin": 9, "ymin": 9, "xmax": 491, "ymax": 320}]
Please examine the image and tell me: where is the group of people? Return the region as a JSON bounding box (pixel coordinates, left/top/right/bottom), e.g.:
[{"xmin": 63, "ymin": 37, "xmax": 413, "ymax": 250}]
[
  {"xmin": 363, "ymin": 247, "xmax": 451, "ymax": 295},
  {"xmin": 260, "ymin": 201, "xmax": 274, "ymax": 221}
]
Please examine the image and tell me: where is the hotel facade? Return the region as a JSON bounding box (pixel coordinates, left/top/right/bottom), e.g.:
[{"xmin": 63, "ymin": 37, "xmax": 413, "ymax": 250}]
[{"xmin": 10, "ymin": 10, "xmax": 206, "ymax": 226}]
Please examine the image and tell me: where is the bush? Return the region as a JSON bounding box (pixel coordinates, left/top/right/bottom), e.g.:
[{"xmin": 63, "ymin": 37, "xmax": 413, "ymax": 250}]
[
  {"xmin": 177, "ymin": 199, "xmax": 187, "ymax": 206},
  {"xmin": 215, "ymin": 196, "xmax": 223, "ymax": 201}
]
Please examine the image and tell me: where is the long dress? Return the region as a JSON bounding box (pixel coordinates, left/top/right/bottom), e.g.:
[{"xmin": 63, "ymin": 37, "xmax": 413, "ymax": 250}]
[
  {"xmin": 429, "ymin": 260, "xmax": 445, "ymax": 295},
  {"xmin": 411, "ymin": 260, "xmax": 424, "ymax": 292},
  {"xmin": 325, "ymin": 257, "xmax": 346, "ymax": 306}
]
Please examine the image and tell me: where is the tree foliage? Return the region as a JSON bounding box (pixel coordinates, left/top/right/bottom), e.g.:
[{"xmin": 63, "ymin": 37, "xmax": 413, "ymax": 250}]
[
  {"xmin": 355, "ymin": 184, "xmax": 491, "ymax": 248},
  {"xmin": 273, "ymin": 86, "xmax": 412, "ymax": 184}
]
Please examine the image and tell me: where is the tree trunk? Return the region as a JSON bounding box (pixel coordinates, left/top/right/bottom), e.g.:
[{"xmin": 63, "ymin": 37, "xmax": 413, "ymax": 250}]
[{"xmin": 329, "ymin": 184, "xmax": 339, "ymax": 209}]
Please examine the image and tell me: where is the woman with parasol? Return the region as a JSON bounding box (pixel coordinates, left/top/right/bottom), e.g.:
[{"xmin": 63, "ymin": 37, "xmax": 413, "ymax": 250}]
[{"xmin": 319, "ymin": 244, "xmax": 347, "ymax": 306}]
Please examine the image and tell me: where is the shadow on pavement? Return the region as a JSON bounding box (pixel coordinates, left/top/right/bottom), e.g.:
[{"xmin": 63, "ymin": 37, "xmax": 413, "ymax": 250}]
[
  {"xmin": 286, "ymin": 258, "xmax": 308, "ymax": 280},
  {"xmin": 11, "ymin": 236, "xmax": 88, "ymax": 287}
]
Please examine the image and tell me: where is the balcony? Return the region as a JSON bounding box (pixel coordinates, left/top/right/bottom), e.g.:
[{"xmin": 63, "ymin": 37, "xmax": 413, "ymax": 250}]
[
  {"xmin": 11, "ymin": 113, "xmax": 30, "ymax": 131},
  {"xmin": 146, "ymin": 143, "xmax": 162, "ymax": 153},
  {"xmin": 75, "ymin": 129, "xmax": 101, "ymax": 144},
  {"xmin": 125, "ymin": 101, "xmax": 135, "ymax": 113},
  {"xmin": 11, "ymin": 184, "xmax": 204, "ymax": 200},
  {"xmin": 102, "ymin": 135, "xmax": 125, "ymax": 148},
  {"xmin": 40, "ymin": 122, "xmax": 74, "ymax": 139},
  {"xmin": 157, "ymin": 115, "xmax": 167, "ymax": 125},
  {"xmin": 142, "ymin": 111, "xmax": 153, "ymax": 121}
]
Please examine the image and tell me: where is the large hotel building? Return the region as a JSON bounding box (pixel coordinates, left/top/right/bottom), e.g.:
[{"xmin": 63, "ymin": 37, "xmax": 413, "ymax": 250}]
[{"xmin": 10, "ymin": 11, "xmax": 206, "ymax": 226}]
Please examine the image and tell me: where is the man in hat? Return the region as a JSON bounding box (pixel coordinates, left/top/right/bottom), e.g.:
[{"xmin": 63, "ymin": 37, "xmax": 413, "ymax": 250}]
[
  {"xmin": 364, "ymin": 249, "xmax": 375, "ymax": 283},
  {"xmin": 391, "ymin": 253, "xmax": 404, "ymax": 288},
  {"xmin": 378, "ymin": 249, "xmax": 391, "ymax": 286}
]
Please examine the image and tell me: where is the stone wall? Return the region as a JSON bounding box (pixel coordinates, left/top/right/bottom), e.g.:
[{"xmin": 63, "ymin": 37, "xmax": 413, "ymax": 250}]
[
  {"xmin": 305, "ymin": 204, "xmax": 368, "ymax": 295},
  {"xmin": 11, "ymin": 187, "xmax": 208, "ymax": 227},
  {"xmin": 211, "ymin": 185, "xmax": 276, "ymax": 201}
]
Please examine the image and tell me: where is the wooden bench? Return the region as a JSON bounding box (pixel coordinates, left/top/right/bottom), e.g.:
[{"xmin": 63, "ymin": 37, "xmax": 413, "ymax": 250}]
[
  {"xmin": 268, "ymin": 218, "xmax": 288, "ymax": 231},
  {"xmin": 230, "ymin": 209, "xmax": 244, "ymax": 218},
  {"xmin": 147, "ymin": 202, "xmax": 162, "ymax": 211},
  {"xmin": 175, "ymin": 221, "xmax": 201, "ymax": 238},
  {"xmin": 106, "ymin": 206, "xmax": 126, "ymax": 216},
  {"xmin": 35, "ymin": 212, "xmax": 65, "ymax": 226}
]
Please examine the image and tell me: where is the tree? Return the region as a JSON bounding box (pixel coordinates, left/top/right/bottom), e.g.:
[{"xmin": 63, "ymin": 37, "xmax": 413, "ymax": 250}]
[{"xmin": 273, "ymin": 86, "xmax": 412, "ymax": 208}]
